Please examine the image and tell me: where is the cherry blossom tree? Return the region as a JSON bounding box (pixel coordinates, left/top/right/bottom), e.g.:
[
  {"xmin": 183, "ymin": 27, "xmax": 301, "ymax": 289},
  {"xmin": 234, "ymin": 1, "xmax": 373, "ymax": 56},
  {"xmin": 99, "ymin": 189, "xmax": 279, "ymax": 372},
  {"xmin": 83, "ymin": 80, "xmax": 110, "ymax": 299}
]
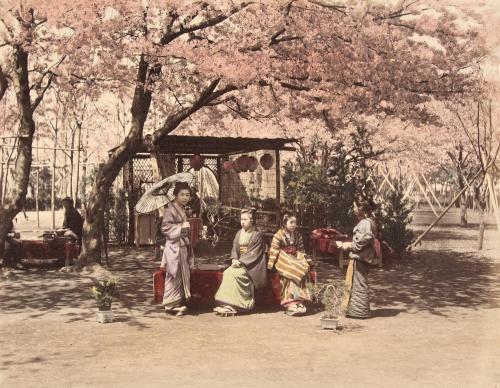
[{"xmin": 0, "ymin": 0, "xmax": 491, "ymax": 266}]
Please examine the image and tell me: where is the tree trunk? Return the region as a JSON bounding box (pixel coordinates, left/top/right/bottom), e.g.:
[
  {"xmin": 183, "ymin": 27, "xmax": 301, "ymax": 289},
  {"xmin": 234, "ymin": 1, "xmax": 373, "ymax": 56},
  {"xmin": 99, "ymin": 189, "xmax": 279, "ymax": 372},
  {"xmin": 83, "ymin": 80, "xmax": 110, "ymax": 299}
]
[
  {"xmin": 0, "ymin": 48, "xmax": 36, "ymax": 261},
  {"xmin": 459, "ymin": 194, "xmax": 468, "ymax": 226},
  {"xmin": 477, "ymin": 208, "xmax": 485, "ymax": 250},
  {"xmin": 77, "ymin": 56, "xmax": 152, "ymax": 266}
]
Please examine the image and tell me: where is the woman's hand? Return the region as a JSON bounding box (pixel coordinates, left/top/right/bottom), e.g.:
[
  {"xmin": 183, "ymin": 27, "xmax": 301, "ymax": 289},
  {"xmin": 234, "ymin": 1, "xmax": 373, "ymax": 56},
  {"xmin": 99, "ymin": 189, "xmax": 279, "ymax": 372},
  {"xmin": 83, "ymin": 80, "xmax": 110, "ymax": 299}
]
[
  {"xmin": 181, "ymin": 221, "xmax": 190, "ymax": 228},
  {"xmin": 336, "ymin": 241, "xmax": 352, "ymax": 250},
  {"xmin": 231, "ymin": 259, "xmax": 241, "ymax": 267}
]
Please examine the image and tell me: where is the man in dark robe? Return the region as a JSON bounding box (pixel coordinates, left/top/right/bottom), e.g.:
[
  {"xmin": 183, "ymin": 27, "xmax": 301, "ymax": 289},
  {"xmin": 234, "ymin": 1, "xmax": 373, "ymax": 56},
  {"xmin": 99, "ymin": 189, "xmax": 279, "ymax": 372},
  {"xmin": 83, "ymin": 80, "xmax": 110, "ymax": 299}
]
[{"xmin": 61, "ymin": 197, "xmax": 84, "ymax": 248}]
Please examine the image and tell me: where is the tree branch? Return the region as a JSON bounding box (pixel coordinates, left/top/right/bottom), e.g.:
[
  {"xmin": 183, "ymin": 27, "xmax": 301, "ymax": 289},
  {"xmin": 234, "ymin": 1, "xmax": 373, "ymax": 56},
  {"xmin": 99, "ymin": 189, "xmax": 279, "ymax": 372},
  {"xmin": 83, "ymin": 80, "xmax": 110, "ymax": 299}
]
[
  {"xmin": 160, "ymin": 3, "xmax": 250, "ymax": 45},
  {"xmin": 31, "ymin": 72, "xmax": 54, "ymax": 112}
]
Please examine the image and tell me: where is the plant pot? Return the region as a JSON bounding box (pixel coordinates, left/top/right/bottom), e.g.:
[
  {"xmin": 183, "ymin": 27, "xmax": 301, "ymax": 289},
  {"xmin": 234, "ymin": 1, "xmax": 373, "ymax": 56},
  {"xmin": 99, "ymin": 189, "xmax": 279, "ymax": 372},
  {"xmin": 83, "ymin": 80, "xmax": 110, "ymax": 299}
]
[
  {"xmin": 320, "ymin": 315, "xmax": 339, "ymax": 330},
  {"xmin": 96, "ymin": 310, "xmax": 114, "ymax": 323}
]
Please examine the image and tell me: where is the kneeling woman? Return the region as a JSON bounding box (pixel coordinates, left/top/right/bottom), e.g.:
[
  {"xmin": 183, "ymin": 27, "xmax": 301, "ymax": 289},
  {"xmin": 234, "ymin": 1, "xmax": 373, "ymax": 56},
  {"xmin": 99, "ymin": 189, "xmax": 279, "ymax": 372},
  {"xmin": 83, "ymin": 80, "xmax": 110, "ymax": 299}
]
[
  {"xmin": 336, "ymin": 196, "xmax": 378, "ymax": 319},
  {"xmin": 268, "ymin": 214, "xmax": 312, "ymax": 316},
  {"xmin": 214, "ymin": 208, "xmax": 267, "ymax": 316},
  {"xmin": 160, "ymin": 182, "xmax": 193, "ymax": 316}
]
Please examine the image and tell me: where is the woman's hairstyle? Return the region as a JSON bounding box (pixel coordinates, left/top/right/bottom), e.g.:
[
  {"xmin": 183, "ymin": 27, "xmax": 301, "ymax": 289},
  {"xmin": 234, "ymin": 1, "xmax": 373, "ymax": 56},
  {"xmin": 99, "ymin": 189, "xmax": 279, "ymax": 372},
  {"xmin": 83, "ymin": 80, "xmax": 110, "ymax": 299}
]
[
  {"xmin": 241, "ymin": 207, "xmax": 257, "ymax": 224},
  {"xmin": 282, "ymin": 213, "xmax": 297, "ymax": 227},
  {"xmin": 355, "ymin": 195, "xmax": 377, "ymax": 214},
  {"xmin": 173, "ymin": 181, "xmax": 191, "ymax": 197}
]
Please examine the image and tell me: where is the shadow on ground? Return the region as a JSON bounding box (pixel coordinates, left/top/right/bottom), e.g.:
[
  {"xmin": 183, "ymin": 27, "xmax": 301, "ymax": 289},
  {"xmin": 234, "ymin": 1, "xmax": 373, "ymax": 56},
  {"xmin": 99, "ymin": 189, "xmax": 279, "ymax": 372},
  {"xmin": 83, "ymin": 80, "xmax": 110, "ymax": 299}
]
[{"xmin": 2, "ymin": 211, "xmax": 499, "ymax": 326}]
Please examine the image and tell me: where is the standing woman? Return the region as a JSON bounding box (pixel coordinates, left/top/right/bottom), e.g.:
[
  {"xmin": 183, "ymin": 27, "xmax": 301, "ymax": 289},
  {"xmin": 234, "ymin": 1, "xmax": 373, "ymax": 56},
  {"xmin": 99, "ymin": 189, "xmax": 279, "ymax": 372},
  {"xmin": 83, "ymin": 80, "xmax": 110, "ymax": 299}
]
[
  {"xmin": 160, "ymin": 182, "xmax": 193, "ymax": 316},
  {"xmin": 214, "ymin": 208, "xmax": 267, "ymax": 316},
  {"xmin": 336, "ymin": 196, "xmax": 378, "ymax": 319},
  {"xmin": 268, "ymin": 214, "xmax": 312, "ymax": 316}
]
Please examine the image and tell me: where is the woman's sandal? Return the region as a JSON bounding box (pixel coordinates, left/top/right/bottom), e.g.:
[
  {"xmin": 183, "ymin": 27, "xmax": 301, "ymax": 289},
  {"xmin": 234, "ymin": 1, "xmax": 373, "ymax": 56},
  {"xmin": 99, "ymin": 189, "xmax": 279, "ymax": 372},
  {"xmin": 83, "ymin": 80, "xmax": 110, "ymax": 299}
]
[
  {"xmin": 215, "ymin": 305, "xmax": 237, "ymax": 317},
  {"xmin": 285, "ymin": 304, "xmax": 301, "ymax": 316}
]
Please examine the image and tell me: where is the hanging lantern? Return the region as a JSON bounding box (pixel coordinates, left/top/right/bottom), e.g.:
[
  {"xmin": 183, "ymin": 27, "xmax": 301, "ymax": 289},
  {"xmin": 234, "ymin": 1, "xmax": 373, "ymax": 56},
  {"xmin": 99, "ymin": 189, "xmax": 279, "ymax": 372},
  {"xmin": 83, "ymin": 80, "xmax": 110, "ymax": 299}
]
[
  {"xmin": 235, "ymin": 155, "xmax": 250, "ymax": 172},
  {"xmin": 222, "ymin": 160, "xmax": 234, "ymax": 173},
  {"xmin": 189, "ymin": 154, "xmax": 204, "ymax": 171},
  {"xmin": 248, "ymin": 156, "xmax": 258, "ymax": 172},
  {"xmin": 260, "ymin": 153, "xmax": 274, "ymax": 170}
]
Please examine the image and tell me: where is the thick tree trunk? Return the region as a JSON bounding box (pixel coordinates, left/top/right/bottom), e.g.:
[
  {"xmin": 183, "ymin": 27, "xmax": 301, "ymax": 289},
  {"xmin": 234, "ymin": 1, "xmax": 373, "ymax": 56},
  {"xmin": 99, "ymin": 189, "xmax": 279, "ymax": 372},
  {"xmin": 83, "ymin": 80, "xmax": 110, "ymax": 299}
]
[
  {"xmin": 0, "ymin": 48, "xmax": 36, "ymax": 262},
  {"xmin": 77, "ymin": 57, "xmax": 152, "ymax": 266}
]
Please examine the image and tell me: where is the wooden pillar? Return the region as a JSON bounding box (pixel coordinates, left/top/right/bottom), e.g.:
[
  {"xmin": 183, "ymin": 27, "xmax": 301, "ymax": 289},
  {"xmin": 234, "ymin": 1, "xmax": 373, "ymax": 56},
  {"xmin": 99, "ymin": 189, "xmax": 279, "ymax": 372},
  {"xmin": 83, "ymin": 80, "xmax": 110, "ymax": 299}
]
[
  {"xmin": 217, "ymin": 156, "xmax": 222, "ymax": 201},
  {"xmin": 126, "ymin": 160, "xmax": 136, "ymax": 245},
  {"xmin": 275, "ymin": 149, "xmax": 281, "ymax": 219}
]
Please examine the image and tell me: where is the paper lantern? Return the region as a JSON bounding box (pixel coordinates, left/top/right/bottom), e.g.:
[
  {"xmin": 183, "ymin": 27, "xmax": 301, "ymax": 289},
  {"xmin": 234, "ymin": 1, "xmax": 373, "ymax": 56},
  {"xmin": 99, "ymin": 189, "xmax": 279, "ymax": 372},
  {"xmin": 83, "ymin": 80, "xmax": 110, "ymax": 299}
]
[
  {"xmin": 235, "ymin": 155, "xmax": 250, "ymax": 172},
  {"xmin": 248, "ymin": 156, "xmax": 258, "ymax": 172},
  {"xmin": 222, "ymin": 160, "xmax": 234, "ymax": 173},
  {"xmin": 189, "ymin": 154, "xmax": 204, "ymax": 171},
  {"xmin": 260, "ymin": 153, "xmax": 274, "ymax": 170}
]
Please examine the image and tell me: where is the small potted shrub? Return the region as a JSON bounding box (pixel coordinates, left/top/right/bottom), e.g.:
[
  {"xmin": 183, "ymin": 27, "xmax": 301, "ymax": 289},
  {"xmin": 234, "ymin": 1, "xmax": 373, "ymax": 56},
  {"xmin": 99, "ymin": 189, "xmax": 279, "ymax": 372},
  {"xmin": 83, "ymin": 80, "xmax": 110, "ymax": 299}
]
[
  {"xmin": 90, "ymin": 278, "xmax": 119, "ymax": 323},
  {"xmin": 309, "ymin": 280, "xmax": 345, "ymax": 330}
]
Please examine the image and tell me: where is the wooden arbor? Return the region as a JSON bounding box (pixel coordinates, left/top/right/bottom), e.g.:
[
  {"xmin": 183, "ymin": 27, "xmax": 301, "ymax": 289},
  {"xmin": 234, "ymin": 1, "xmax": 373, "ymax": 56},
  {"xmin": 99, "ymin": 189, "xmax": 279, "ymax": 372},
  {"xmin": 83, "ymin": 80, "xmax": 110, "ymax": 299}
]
[{"xmin": 122, "ymin": 135, "xmax": 297, "ymax": 245}]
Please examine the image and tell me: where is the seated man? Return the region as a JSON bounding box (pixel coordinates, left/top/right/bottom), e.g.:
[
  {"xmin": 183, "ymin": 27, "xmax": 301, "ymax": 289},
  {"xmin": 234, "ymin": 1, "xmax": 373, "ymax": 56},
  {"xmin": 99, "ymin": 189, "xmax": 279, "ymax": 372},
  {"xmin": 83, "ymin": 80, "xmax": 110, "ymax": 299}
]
[
  {"xmin": 58, "ymin": 197, "xmax": 84, "ymax": 249},
  {"xmin": 4, "ymin": 220, "xmax": 24, "ymax": 269}
]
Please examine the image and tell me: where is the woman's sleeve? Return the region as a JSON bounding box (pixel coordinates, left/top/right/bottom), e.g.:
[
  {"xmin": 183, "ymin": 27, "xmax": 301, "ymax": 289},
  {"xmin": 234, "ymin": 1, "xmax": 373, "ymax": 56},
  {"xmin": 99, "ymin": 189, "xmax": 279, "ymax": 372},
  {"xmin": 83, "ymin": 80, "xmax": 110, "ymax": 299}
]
[
  {"xmin": 351, "ymin": 219, "xmax": 374, "ymax": 253},
  {"xmin": 230, "ymin": 231, "xmax": 240, "ymax": 260},
  {"xmin": 267, "ymin": 232, "xmax": 281, "ymax": 270},
  {"xmin": 160, "ymin": 208, "xmax": 182, "ymax": 241},
  {"xmin": 239, "ymin": 232, "xmax": 266, "ymax": 268}
]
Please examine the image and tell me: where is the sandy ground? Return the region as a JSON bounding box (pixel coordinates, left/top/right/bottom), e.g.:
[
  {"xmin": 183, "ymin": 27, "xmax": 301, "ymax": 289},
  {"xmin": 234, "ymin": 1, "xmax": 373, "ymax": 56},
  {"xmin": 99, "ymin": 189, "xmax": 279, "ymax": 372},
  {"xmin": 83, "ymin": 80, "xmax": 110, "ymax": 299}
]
[{"xmin": 1, "ymin": 208, "xmax": 499, "ymax": 388}]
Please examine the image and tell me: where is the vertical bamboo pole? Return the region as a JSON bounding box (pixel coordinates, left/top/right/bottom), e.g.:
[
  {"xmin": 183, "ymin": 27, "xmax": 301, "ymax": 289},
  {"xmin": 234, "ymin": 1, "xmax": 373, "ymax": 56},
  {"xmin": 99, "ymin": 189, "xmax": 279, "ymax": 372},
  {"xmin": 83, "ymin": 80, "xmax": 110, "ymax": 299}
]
[{"xmin": 51, "ymin": 129, "xmax": 57, "ymax": 230}]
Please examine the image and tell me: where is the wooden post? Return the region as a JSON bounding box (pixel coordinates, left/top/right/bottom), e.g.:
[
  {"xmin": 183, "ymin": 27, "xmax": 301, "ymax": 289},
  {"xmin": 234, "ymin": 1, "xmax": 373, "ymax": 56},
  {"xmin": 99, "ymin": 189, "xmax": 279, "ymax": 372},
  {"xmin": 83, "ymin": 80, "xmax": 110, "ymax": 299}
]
[
  {"xmin": 51, "ymin": 129, "xmax": 57, "ymax": 230},
  {"xmin": 486, "ymin": 173, "xmax": 500, "ymax": 233},
  {"xmin": 402, "ymin": 178, "xmax": 416, "ymax": 201},
  {"xmin": 411, "ymin": 164, "xmax": 493, "ymax": 248},
  {"xmin": 217, "ymin": 157, "xmax": 222, "ymax": 201},
  {"xmin": 420, "ymin": 173, "xmax": 443, "ymax": 209},
  {"xmin": 412, "ymin": 170, "xmax": 438, "ymax": 217},
  {"xmin": 35, "ymin": 135, "xmax": 40, "ymax": 228},
  {"xmin": 74, "ymin": 122, "xmax": 82, "ymax": 206},
  {"xmin": 275, "ymin": 149, "xmax": 281, "ymax": 220}
]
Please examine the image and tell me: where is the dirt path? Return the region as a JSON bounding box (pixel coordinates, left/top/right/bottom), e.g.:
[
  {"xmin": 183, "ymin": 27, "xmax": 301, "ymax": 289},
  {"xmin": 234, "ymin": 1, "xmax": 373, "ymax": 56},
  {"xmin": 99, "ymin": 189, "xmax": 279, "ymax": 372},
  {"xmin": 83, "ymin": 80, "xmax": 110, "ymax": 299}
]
[{"xmin": 1, "ymin": 208, "xmax": 499, "ymax": 387}]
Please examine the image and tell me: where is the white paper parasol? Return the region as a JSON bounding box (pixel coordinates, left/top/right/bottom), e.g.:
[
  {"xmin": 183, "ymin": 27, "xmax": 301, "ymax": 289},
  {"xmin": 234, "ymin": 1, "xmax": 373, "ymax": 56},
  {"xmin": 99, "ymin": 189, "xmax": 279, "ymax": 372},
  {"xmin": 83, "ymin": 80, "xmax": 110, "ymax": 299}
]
[{"xmin": 135, "ymin": 172, "xmax": 195, "ymax": 214}]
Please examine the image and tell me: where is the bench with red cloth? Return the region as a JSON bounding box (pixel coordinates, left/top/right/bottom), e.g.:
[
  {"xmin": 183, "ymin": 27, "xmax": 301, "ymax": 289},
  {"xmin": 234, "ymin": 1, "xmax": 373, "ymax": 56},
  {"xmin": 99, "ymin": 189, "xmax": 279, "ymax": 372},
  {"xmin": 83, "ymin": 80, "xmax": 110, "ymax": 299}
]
[
  {"xmin": 310, "ymin": 228, "xmax": 394, "ymax": 267},
  {"xmin": 153, "ymin": 267, "xmax": 317, "ymax": 308},
  {"xmin": 22, "ymin": 238, "xmax": 79, "ymax": 266}
]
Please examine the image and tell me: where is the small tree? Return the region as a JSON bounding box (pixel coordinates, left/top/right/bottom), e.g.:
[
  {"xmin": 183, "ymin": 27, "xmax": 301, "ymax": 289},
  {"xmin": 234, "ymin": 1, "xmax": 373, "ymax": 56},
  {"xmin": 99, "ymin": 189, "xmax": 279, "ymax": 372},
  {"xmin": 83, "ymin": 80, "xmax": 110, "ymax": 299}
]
[{"xmin": 376, "ymin": 180, "xmax": 415, "ymax": 258}]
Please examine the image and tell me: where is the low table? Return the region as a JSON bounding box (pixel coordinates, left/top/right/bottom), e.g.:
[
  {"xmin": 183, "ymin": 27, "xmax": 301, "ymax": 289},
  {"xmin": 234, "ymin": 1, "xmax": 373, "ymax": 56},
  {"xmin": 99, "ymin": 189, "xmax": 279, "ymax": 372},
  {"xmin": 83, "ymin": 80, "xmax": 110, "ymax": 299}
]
[
  {"xmin": 154, "ymin": 268, "xmax": 317, "ymax": 308},
  {"xmin": 22, "ymin": 238, "xmax": 79, "ymax": 267}
]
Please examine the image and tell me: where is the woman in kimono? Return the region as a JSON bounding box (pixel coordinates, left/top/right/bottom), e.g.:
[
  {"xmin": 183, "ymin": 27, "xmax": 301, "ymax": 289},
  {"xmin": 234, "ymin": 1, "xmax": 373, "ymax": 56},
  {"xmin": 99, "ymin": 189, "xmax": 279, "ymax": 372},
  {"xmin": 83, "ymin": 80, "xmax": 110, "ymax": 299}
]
[
  {"xmin": 214, "ymin": 208, "xmax": 267, "ymax": 316},
  {"xmin": 268, "ymin": 214, "xmax": 312, "ymax": 316},
  {"xmin": 336, "ymin": 196, "xmax": 378, "ymax": 319},
  {"xmin": 160, "ymin": 182, "xmax": 193, "ymax": 316}
]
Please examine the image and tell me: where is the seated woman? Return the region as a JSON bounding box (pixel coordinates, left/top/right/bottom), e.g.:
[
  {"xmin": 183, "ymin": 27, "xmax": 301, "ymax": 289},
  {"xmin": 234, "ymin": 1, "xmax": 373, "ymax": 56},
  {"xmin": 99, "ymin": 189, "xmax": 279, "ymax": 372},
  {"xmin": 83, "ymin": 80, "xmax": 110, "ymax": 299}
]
[
  {"xmin": 160, "ymin": 182, "xmax": 193, "ymax": 316},
  {"xmin": 268, "ymin": 214, "xmax": 312, "ymax": 316},
  {"xmin": 214, "ymin": 208, "xmax": 267, "ymax": 316},
  {"xmin": 336, "ymin": 196, "xmax": 378, "ymax": 319}
]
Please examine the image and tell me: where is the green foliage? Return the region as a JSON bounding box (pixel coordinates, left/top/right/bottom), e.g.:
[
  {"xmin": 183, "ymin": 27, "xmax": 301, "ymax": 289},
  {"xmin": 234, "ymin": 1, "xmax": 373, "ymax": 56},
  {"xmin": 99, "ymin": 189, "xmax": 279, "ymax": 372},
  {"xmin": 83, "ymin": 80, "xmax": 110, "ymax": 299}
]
[
  {"xmin": 376, "ymin": 180, "xmax": 415, "ymax": 258},
  {"xmin": 284, "ymin": 122, "xmax": 383, "ymax": 233},
  {"xmin": 90, "ymin": 278, "xmax": 119, "ymax": 311}
]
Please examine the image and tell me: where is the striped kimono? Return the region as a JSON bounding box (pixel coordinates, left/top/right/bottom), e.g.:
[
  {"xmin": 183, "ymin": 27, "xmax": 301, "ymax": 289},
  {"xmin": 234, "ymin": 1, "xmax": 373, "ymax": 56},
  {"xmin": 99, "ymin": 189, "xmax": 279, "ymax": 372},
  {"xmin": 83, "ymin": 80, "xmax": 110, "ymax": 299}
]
[
  {"xmin": 268, "ymin": 229, "xmax": 312, "ymax": 307},
  {"xmin": 161, "ymin": 202, "xmax": 193, "ymax": 308}
]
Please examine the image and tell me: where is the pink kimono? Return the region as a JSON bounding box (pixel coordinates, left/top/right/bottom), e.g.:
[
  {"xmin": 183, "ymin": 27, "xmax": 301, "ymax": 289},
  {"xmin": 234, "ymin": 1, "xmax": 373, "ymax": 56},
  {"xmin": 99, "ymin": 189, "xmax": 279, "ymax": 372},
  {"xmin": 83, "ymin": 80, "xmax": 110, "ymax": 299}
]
[{"xmin": 161, "ymin": 202, "xmax": 193, "ymax": 308}]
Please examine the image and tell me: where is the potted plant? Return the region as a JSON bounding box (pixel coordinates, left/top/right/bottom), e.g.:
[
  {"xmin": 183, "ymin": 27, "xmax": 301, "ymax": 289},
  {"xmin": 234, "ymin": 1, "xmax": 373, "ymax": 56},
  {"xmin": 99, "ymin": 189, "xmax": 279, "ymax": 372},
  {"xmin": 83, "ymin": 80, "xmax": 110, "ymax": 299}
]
[
  {"xmin": 309, "ymin": 280, "xmax": 345, "ymax": 330},
  {"xmin": 90, "ymin": 278, "xmax": 119, "ymax": 323}
]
